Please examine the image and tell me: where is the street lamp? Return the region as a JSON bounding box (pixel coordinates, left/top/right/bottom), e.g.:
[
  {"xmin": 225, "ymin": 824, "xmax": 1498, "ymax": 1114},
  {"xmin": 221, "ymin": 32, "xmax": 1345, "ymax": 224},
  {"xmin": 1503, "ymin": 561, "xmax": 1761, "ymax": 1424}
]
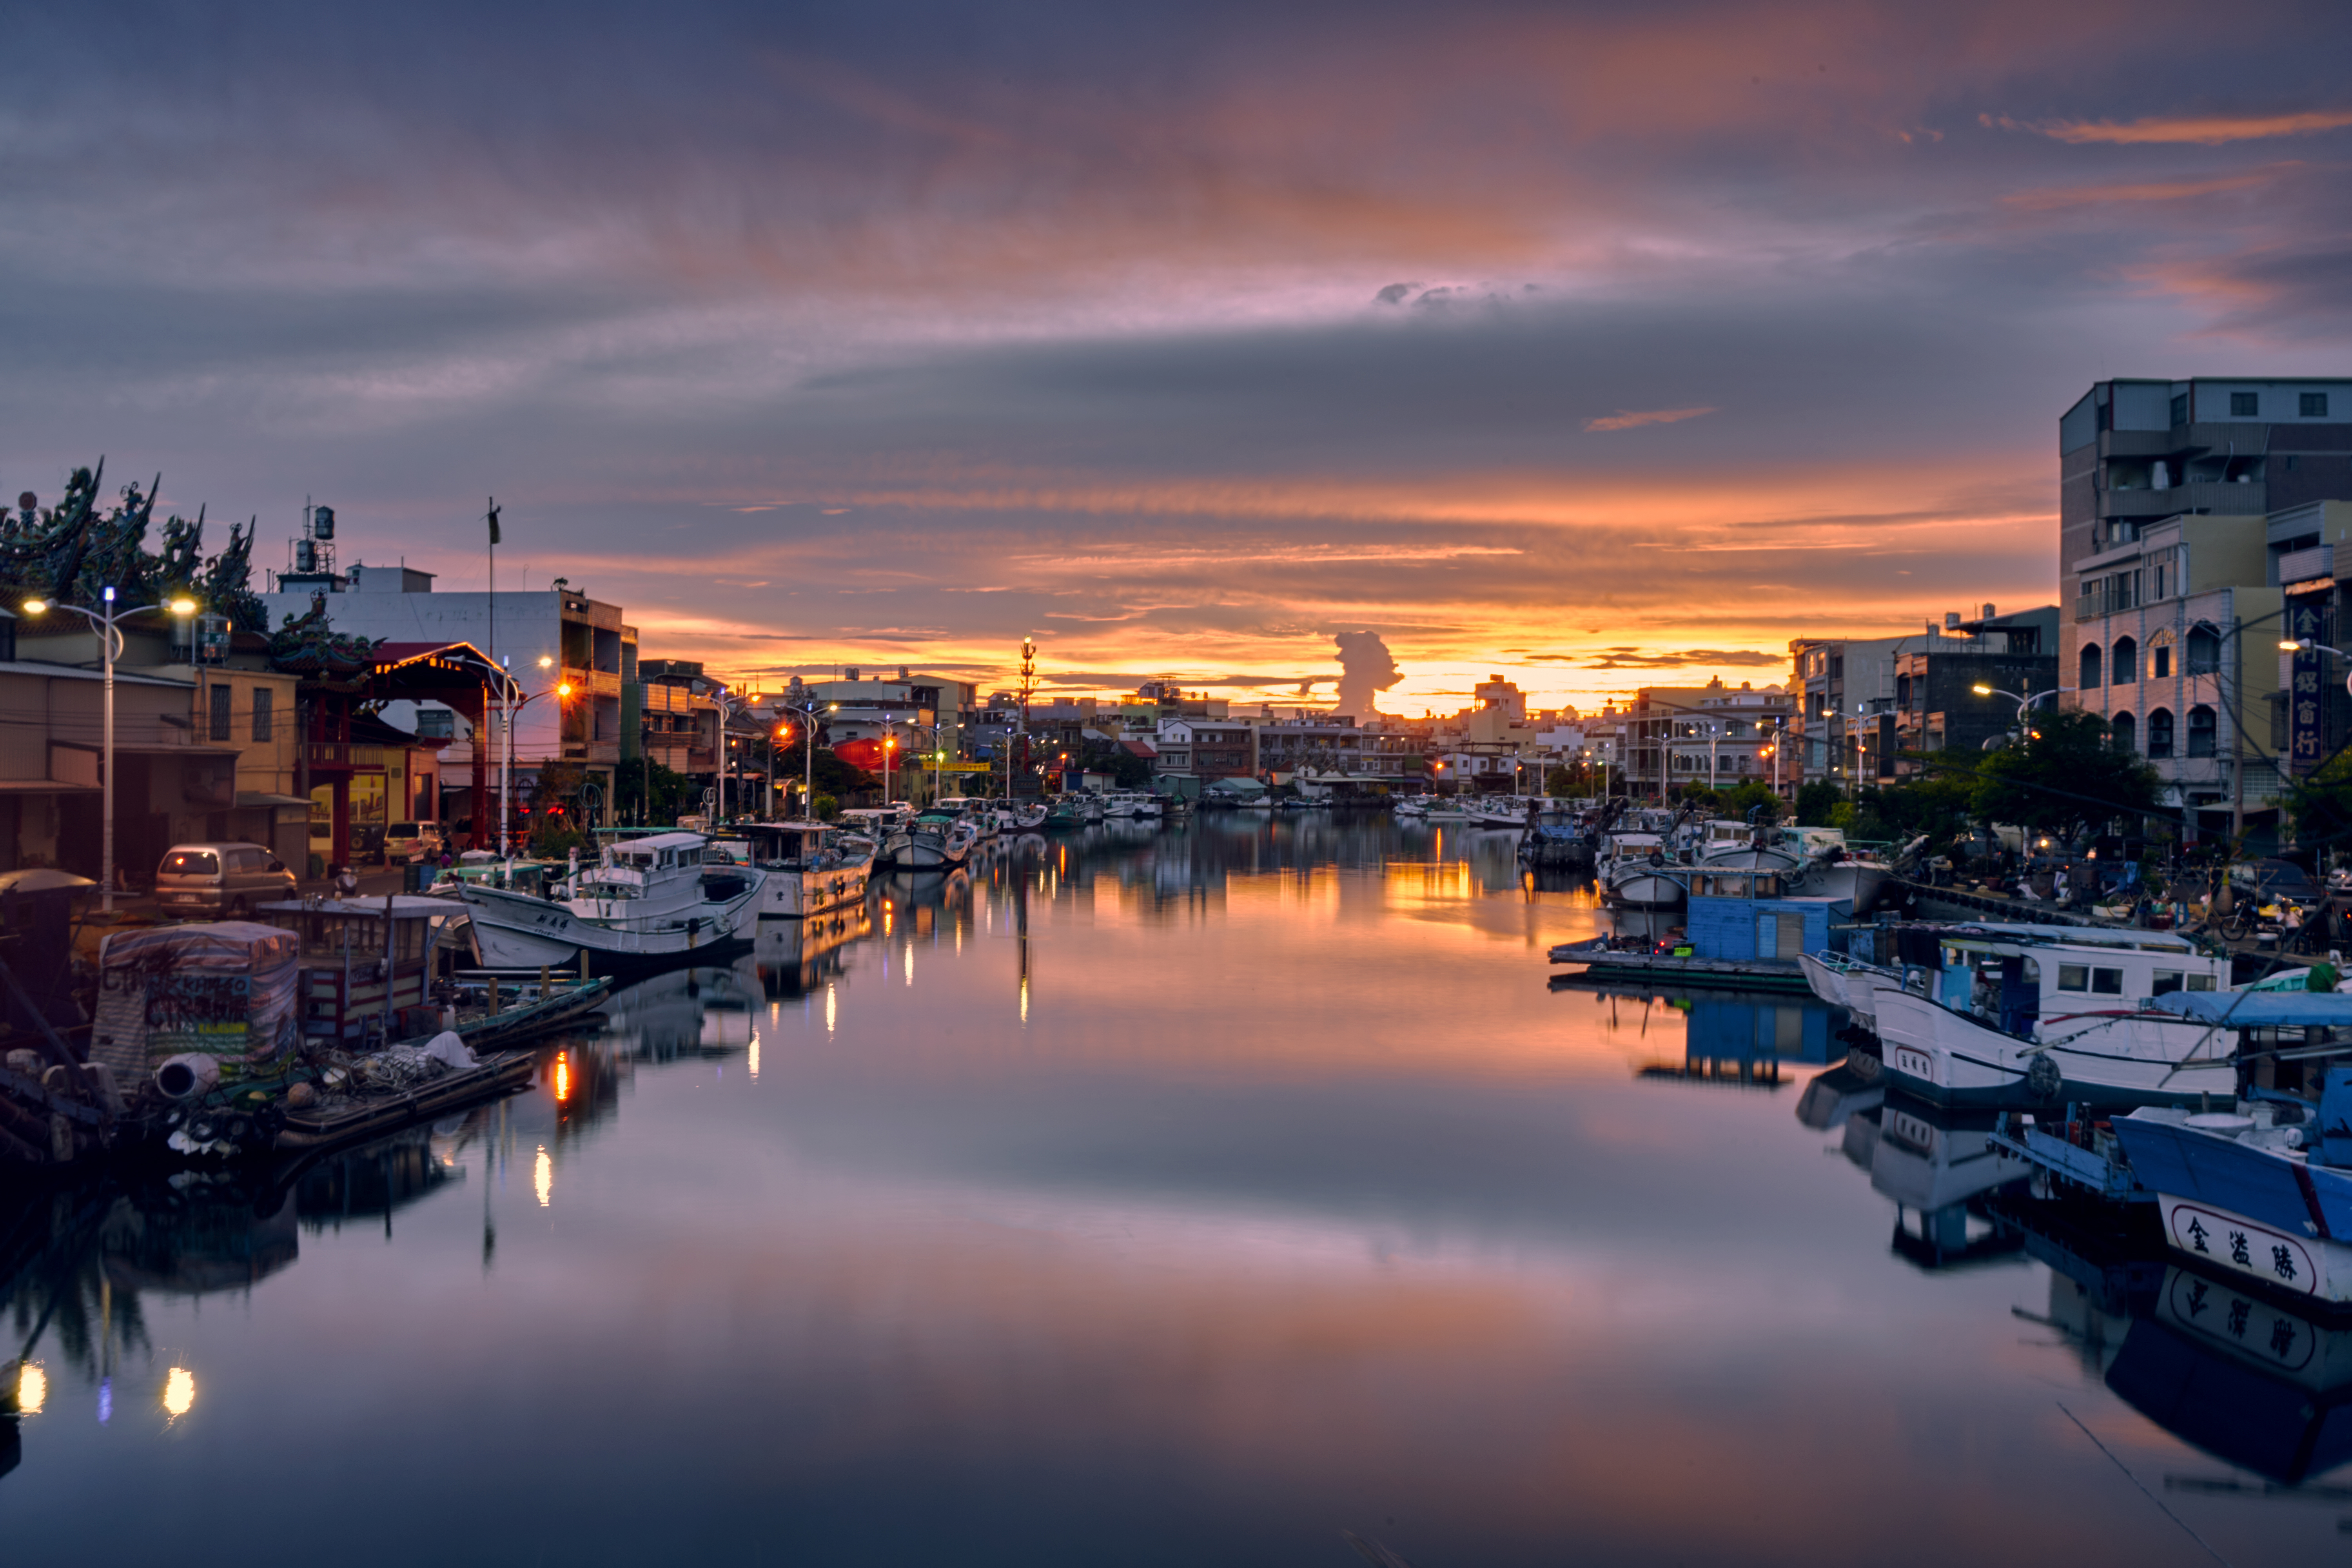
[
  {"xmin": 21, "ymin": 589, "xmax": 199, "ymax": 914},
  {"xmin": 1970, "ymin": 682, "xmax": 2063, "ymax": 746},
  {"xmin": 501, "ymin": 666, "xmax": 572, "ymax": 855}
]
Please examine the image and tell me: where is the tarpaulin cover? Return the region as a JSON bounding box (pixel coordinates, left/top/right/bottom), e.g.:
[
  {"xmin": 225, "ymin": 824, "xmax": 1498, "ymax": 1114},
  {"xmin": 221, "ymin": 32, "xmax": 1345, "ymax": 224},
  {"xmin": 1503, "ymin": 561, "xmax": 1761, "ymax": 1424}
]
[
  {"xmin": 2148, "ymin": 990, "xmax": 2352, "ymax": 1027},
  {"xmin": 91, "ymin": 922, "xmax": 301, "ymax": 1082}
]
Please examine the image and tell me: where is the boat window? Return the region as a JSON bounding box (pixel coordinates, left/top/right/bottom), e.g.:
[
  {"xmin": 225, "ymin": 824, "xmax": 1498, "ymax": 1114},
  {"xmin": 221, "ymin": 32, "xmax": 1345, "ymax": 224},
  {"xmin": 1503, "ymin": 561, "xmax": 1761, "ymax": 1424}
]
[
  {"xmin": 2019, "ymin": 957, "xmax": 2038, "ymax": 984},
  {"xmin": 2057, "ymin": 964, "xmax": 2088, "ymax": 992},
  {"xmin": 2186, "ymin": 973, "xmax": 2215, "ymax": 992},
  {"xmin": 2152, "ymin": 969, "xmax": 2182, "ymax": 995},
  {"xmin": 1755, "ymin": 876, "xmax": 1778, "ymax": 897},
  {"xmin": 2091, "ymin": 967, "xmax": 2124, "ymax": 995}
]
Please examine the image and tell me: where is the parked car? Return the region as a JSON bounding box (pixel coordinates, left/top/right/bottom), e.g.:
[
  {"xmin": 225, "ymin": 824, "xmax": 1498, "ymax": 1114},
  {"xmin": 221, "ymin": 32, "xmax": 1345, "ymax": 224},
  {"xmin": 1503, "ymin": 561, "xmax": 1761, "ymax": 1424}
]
[
  {"xmin": 153, "ymin": 842, "xmax": 297, "ymax": 918},
  {"xmin": 383, "ymin": 822, "xmax": 445, "ymax": 865}
]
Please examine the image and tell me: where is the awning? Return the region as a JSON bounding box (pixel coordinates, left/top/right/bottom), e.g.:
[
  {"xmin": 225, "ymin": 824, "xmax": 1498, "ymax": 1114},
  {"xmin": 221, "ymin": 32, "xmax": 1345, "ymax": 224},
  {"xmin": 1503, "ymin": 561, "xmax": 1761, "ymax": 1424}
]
[
  {"xmin": 1203, "ymin": 776, "xmax": 1268, "ymax": 795},
  {"xmin": 236, "ymin": 791, "xmax": 314, "ymax": 808},
  {"xmin": 2149, "ymin": 990, "xmax": 2352, "ymax": 1027},
  {"xmin": 0, "ymin": 867, "xmax": 96, "ymax": 895}
]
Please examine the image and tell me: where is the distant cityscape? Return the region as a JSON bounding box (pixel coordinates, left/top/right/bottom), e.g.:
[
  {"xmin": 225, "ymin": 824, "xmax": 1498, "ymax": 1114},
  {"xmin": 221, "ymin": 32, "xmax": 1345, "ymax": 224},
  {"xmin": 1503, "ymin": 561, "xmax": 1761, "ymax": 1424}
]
[{"xmin": 3, "ymin": 374, "xmax": 2348, "ymax": 875}]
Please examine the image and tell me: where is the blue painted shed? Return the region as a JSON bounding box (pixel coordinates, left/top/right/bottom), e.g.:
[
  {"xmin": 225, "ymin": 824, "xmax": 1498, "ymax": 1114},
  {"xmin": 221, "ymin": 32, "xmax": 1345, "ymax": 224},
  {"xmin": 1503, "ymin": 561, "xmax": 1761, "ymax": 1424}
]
[{"xmin": 1684, "ymin": 872, "xmax": 1850, "ymax": 963}]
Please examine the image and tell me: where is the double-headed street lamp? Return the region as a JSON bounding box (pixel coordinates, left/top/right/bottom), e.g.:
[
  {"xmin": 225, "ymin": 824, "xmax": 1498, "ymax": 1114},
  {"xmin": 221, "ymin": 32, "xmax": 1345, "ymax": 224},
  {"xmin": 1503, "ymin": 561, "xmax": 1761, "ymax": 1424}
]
[
  {"xmin": 1971, "ymin": 682, "xmax": 2062, "ymax": 746},
  {"xmin": 20, "ymin": 588, "xmax": 198, "ymax": 914},
  {"xmin": 769, "ymin": 698, "xmax": 835, "ymax": 819}
]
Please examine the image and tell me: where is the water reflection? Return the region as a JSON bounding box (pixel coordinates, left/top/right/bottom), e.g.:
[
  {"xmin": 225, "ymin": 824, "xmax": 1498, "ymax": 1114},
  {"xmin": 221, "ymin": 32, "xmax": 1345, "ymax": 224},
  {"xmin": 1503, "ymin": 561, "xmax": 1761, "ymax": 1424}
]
[{"xmin": 2, "ymin": 818, "xmax": 2347, "ymax": 1560}]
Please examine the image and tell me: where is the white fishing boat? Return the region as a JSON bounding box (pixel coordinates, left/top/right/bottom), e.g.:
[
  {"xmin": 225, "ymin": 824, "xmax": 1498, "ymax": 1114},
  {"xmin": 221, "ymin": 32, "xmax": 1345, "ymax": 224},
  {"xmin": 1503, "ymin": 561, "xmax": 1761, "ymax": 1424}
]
[
  {"xmin": 1797, "ymin": 950, "xmax": 1907, "ymax": 1030},
  {"xmin": 724, "ymin": 821, "xmax": 873, "ymax": 918},
  {"xmin": 1874, "ymin": 923, "xmax": 2234, "ymax": 1107},
  {"xmin": 881, "ymin": 808, "xmax": 980, "ymax": 870},
  {"xmin": 1600, "ymin": 832, "xmax": 1685, "ymax": 907},
  {"xmin": 457, "ymin": 831, "xmax": 764, "ymax": 969},
  {"xmin": 1010, "ymin": 801, "xmax": 1049, "ymax": 830},
  {"xmin": 1774, "ymin": 825, "xmax": 1895, "ymax": 913}
]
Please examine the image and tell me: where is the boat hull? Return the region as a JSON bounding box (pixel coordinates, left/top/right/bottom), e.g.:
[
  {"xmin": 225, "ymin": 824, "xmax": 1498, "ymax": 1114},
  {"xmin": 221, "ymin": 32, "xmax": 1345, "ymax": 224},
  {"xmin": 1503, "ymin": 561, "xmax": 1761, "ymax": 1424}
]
[
  {"xmin": 459, "ymin": 880, "xmax": 761, "ymax": 969},
  {"xmin": 758, "ymin": 859, "xmax": 872, "ymax": 919},
  {"xmin": 1876, "ymin": 988, "xmax": 2234, "ymax": 1109},
  {"xmin": 2110, "ymin": 1114, "xmax": 2352, "ymax": 1305}
]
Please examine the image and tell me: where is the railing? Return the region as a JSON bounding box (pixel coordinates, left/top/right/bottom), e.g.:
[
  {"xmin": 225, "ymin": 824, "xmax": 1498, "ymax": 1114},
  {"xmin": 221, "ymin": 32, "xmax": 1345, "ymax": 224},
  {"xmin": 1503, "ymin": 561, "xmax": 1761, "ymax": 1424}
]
[{"xmin": 304, "ymin": 741, "xmax": 386, "ymax": 768}]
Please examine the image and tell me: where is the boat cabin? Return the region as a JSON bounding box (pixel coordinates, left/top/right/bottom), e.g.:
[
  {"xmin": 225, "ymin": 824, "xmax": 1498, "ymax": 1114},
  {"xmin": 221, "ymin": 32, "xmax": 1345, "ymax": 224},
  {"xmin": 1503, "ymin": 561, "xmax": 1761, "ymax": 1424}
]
[
  {"xmin": 258, "ymin": 897, "xmax": 461, "ymax": 1044},
  {"xmin": 1927, "ymin": 924, "xmax": 2226, "ymax": 1038},
  {"xmin": 733, "ymin": 821, "xmax": 857, "ymax": 871}
]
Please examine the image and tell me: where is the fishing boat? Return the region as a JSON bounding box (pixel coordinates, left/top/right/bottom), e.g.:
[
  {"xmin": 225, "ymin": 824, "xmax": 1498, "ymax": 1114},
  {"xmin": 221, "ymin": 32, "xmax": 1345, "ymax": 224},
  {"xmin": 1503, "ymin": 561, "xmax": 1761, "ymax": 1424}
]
[
  {"xmin": 456, "ymin": 831, "xmax": 763, "ymax": 969},
  {"xmin": 2105, "ymin": 1021, "xmax": 2352, "ymax": 1306},
  {"xmin": 1600, "ymin": 833, "xmax": 1685, "ymax": 907},
  {"xmin": 719, "ymin": 821, "xmax": 873, "ymax": 917},
  {"xmin": 1873, "ymin": 923, "xmax": 2235, "ymax": 1108},
  {"xmin": 881, "ymin": 807, "xmax": 980, "ymax": 870},
  {"xmin": 1040, "ymin": 796, "xmax": 1090, "ymax": 831},
  {"xmin": 1773, "ymin": 825, "xmax": 1896, "ymax": 913}
]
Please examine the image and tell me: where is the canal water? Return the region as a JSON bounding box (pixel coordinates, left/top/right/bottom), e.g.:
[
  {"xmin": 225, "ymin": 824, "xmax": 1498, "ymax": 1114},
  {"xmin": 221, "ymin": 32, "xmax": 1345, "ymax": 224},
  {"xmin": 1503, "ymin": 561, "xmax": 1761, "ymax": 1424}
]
[{"xmin": 3, "ymin": 818, "xmax": 2342, "ymax": 1564}]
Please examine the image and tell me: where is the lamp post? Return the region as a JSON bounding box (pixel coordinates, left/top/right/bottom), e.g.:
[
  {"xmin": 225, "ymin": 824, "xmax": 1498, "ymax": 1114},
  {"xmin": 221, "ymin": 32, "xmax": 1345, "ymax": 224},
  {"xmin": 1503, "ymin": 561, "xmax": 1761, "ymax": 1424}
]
[
  {"xmin": 502, "ymin": 663, "xmax": 572, "ymax": 857},
  {"xmin": 1969, "ymin": 682, "xmax": 2063, "ymax": 745},
  {"xmin": 765, "ymin": 698, "xmax": 833, "ymax": 819},
  {"xmin": 21, "ymin": 589, "xmax": 198, "ymax": 914}
]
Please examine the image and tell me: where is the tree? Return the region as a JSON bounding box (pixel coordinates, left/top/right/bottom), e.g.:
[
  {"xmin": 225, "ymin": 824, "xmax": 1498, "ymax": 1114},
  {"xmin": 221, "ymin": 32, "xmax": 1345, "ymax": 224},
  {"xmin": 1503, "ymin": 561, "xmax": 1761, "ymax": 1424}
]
[
  {"xmin": 2285, "ymin": 748, "xmax": 2352, "ymax": 856},
  {"xmin": 616, "ymin": 757, "xmax": 699, "ymax": 826},
  {"xmin": 1793, "ymin": 781, "xmax": 1843, "ymax": 826},
  {"xmin": 1964, "ymin": 710, "xmax": 2161, "ymax": 843},
  {"xmin": 1832, "ymin": 775, "xmax": 1977, "ymax": 853}
]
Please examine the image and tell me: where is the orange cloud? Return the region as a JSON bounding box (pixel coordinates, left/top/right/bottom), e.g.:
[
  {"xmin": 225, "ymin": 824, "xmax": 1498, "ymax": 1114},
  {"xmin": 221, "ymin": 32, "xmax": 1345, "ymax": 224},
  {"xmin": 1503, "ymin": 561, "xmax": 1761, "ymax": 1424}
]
[
  {"xmin": 1583, "ymin": 406, "xmax": 1717, "ymax": 433},
  {"xmin": 1997, "ymin": 108, "xmax": 2352, "ymax": 145},
  {"xmin": 1999, "ymin": 167, "xmax": 2295, "ymax": 211}
]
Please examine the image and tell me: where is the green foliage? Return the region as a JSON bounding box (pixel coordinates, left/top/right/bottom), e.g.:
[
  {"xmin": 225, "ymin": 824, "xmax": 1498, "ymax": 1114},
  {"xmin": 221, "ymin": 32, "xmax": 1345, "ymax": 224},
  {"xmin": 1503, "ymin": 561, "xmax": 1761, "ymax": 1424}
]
[
  {"xmin": 1793, "ymin": 781, "xmax": 1844, "ymax": 826},
  {"xmin": 617, "ymin": 757, "xmax": 699, "ymax": 826},
  {"xmin": 2285, "ymin": 748, "xmax": 2352, "ymax": 853},
  {"xmin": 1833, "ymin": 774, "xmax": 1978, "ymax": 851},
  {"xmin": 0, "ymin": 463, "xmax": 267, "ymax": 630},
  {"xmin": 1964, "ymin": 710, "xmax": 2161, "ymax": 842},
  {"xmin": 811, "ymin": 793, "xmax": 839, "ymax": 821}
]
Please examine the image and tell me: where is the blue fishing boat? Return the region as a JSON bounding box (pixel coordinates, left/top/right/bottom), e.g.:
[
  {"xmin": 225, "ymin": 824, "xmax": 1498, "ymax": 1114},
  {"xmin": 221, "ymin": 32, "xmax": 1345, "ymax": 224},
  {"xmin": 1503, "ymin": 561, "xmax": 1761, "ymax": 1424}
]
[{"xmin": 2104, "ymin": 990, "xmax": 2352, "ymax": 1306}]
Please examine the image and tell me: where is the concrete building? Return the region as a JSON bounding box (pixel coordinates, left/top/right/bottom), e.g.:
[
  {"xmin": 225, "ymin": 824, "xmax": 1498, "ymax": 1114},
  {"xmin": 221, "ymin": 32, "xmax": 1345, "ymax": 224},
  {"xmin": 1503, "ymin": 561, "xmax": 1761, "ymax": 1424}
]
[
  {"xmin": 2069, "ymin": 511, "xmax": 2280, "ymax": 842},
  {"xmin": 1890, "ymin": 606, "xmax": 2060, "ymax": 774},
  {"xmin": 1154, "ymin": 717, "xmax": 1257, "ymax": 792},
  {"xmin": 1621, "ymin": 681, "xmax": 1791, "ymax": 798},
  {"xmin": 4, "ymin": 611, "xmax": 306, "ymax": 874},
  {"xmin": 262, "ymin": 563, "xmax": 637, "ymax": 824}
]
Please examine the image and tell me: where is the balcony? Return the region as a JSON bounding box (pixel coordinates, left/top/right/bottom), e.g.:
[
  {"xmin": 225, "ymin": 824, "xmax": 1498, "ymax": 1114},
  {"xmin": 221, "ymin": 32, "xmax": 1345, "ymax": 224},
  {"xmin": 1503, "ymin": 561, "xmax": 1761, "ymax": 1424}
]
[
  {"xmin": 2279, "ymin": 543, "xmax": 2334, "ymax": 586},
  {"xmin": 305, "ymin": 741, "xmax": 387, "ymax": 769}
]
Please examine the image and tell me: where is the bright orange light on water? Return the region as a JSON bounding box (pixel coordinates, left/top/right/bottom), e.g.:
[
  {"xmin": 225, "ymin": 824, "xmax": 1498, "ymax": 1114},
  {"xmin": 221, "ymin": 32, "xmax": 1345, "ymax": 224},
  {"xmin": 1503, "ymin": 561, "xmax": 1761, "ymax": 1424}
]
[
  {"xmin": 162, "ymin": 1367, "xmax": 195, "ymax": 1419},
  {"xmin": 16, "ymin": 1363, "xmax": 45, "ymax": 1415},
  {"xmin": 534, "ymin": 1145, "xmax": 552, "ymax": 1207},
  {"xmin": 554, "ymin": 1052, "xmax": 571, "ymax": 1102}
]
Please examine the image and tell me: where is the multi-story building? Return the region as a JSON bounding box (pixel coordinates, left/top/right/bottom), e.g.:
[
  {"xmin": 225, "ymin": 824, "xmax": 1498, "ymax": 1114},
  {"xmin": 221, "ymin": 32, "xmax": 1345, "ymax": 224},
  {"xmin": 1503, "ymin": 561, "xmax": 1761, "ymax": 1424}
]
[
  {"xmin": 1620, "ymin": 681, "xmax": 1792, "ymax": 798},
  {"xmin": 1256, "ymin": 715, "xmax": 1419, "ymax": 783},
  {"xmin": 263, "ymin": 560, "xmax": 637, "ymax": 824},
  {"xmin": 640, "ymin": 660, "xmax": 722, "ymax": 777},
  {"xmin": 1890, "ymin": 607, "xmax": 2060, "ymax": 773},
  {"xmin": 2057, "ymin": 378, "xmax": 2352, "ymax": 845},
  {"xmin": 1154, "ymin": 717, "xmax": 1257, "ymax": 792},
  {"xmin": 1786, "ymin": 634, "xmax": 1914, "ymax": 789},
  {"xmin": 2068, "ymin": 512, "xmax": 2279, "ymax": 843}
]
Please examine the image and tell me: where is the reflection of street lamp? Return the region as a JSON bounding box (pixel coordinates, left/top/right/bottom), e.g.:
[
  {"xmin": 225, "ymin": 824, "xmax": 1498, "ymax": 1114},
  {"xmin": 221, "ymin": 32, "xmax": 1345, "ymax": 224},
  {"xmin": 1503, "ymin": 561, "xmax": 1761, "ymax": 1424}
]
[{"xmin": 20, "ymin": 589, "xmax": 198, "ymax": 913}]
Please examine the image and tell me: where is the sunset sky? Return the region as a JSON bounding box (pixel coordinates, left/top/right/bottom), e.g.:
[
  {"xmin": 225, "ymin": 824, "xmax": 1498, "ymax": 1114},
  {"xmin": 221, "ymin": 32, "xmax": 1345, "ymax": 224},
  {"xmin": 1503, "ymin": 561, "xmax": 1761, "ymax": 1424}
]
[{"xmin": 5, "ymin": 1, "xmax": 2349, "ymax": 713}]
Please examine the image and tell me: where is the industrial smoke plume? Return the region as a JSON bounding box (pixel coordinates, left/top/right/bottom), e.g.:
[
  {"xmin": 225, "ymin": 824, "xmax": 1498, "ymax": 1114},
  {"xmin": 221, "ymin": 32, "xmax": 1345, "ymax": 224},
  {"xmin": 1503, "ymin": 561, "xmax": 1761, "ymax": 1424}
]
[{"xmin": 1333, "ymin": 631, "xmax": 1402, "ymax": 718}]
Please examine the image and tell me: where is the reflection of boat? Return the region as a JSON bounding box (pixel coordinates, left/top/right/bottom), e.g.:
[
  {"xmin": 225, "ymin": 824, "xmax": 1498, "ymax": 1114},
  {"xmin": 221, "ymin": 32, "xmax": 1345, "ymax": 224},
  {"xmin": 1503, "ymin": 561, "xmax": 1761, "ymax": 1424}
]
[
  {"xmin": 752, "ymin": 907, "xmax": 873, "ymax": 998},
  {"xmin": 458, "ymin": 832, "xmax": 762, "ymax": 969},
  {"xmin": 1620, "ymin": 987, "xmax": 1842, "ymax": 1087},
  {"xmin": 1795, "ymin": 1056, "xmax": 1884, "ymax": 1131},
  {"xmin": 1865, "ymin": 1091, "xmax": 2031, "ymax": 1270},
  {"xmin": 2106, "ymin": 1264, "xmax": 2352, "ymax": 1485}
]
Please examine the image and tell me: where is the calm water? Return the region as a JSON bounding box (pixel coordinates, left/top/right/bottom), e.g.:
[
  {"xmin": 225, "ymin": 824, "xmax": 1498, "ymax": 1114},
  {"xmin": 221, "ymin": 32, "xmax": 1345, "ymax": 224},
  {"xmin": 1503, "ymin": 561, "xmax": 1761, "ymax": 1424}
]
[{"xmin": 4, "ymin": 818, "xmax": 2344, "ymax": 1565}]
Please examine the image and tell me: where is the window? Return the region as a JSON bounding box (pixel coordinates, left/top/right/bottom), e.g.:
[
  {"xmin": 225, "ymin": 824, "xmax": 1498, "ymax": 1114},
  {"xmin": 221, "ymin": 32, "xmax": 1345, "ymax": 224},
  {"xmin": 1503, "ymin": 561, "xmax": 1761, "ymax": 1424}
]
[
  {"xmin": 2232, "ymin": 392, "xmax": 2259, "ymax": 417},
  {"xmin": 2152, "ymin": 644, "xmax": 2171, "ymax": 679},
  {"xmin": 2058, "ymin": 965, "xmax": 2089, "ymax": 993},
  {"xmin": 2187, "ymin": 704, "xmax": 2217, "ymax": 757},
  {"xmin": 209, "ymin": 683, "xmax": 232, "ymax": 741},
  {"xmin": 2091, "ymin": 967, "xmax": 2124, "ymax": 995},
  {"xmin": 2171, "ymin": 393, "xmax": 2189, "ymax": 426},
  {"xmin": 2152, "ymin": 970, "xmax": 2183, "ymax": 995},
  {"xmin": 2303, "ymin": 392, "xmax": 2330, "ymax": 418},
  {"xmin": 2111, "ymin": 635, "xmax": 2137, "ymax": 684},
  {"xmin": 2111, "ymin": 712, "xmax": 2136, "ymax": 753},
  {"xmin": 2185, "ymin": 624, "xmax": 2220, "ymax": 675},
  {"xmin": 2079, "ymin": 642, "xmax": 2103, "ymax": 690},
  {"xmin": 415, "ymin": 706, "xmax": 453, "ymax": 739},
  {"xmin": 2147, "ymin": 707, "xmax": 2174, "ymax": 758},
  {"xmin": 252, "ymin": 686, "xmax": 272, "ymax": 742},
  {"xmin": 2187, "ymin": 973, "xmax": 2216, "ymax": 992}
]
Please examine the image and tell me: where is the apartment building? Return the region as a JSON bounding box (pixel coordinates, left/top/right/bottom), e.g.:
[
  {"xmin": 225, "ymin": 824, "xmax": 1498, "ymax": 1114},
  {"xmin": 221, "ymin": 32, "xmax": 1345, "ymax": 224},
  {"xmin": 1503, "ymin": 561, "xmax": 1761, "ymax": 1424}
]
[{"xmin": 1620, "ymin": 680, "xmax": 1792, "ymax": 798}]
